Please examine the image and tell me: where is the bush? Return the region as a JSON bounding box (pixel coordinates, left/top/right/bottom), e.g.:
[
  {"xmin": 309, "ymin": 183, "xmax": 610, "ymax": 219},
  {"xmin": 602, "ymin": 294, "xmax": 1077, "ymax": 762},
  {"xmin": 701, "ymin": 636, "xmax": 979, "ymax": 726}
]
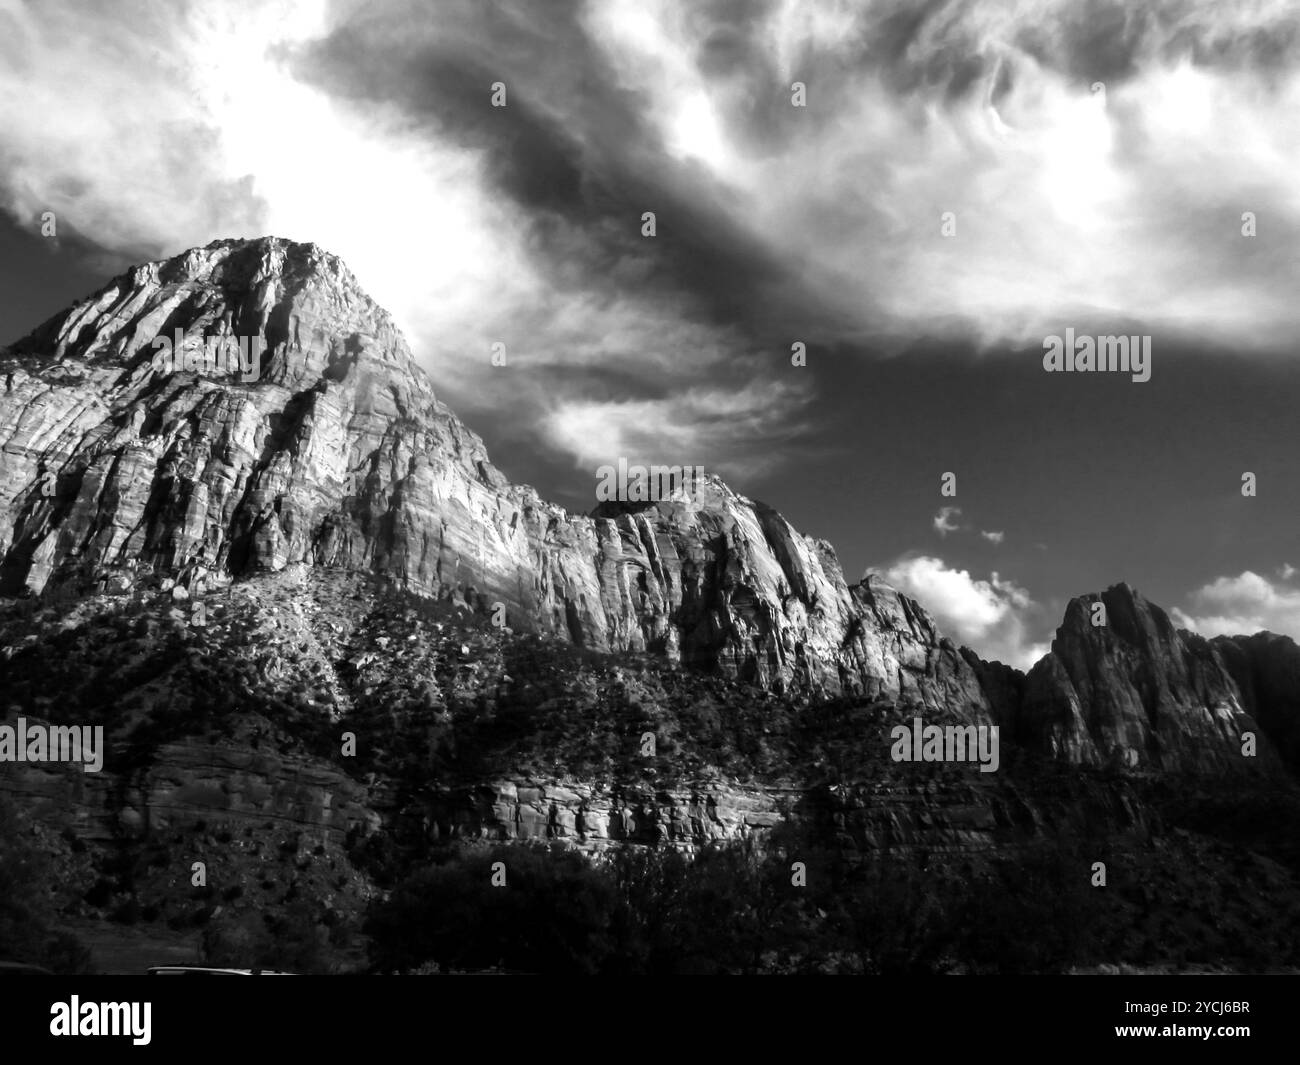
[
  {"xmin": 366, "ymin": 831, "xmax": 827, "ymax": 975},
  {"xmin": 201, "ymin": 900, "xmax": 331, "ymax": 973},
  {"xmin": 0, "ymin": 795, "xmax": 92, "ymax": 973},
  {"xmin": 954, "ymin": 840, "xmax": 1096, "ymax": 974},
  {"xmin": 818, "ymin": 847, "xmax": 961, "ymax": 975},
  {"xmin": 366, "ymin": 843, "xmax": 618, "ymax": 974}
]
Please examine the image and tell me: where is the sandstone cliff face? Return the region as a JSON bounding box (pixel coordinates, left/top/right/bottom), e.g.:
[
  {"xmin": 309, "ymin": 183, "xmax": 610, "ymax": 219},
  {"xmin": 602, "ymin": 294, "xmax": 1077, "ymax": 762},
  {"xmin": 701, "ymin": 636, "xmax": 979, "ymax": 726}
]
[
  {"xmin": 0, "ymin": 237, "xmax": 988, "ymax": 712},
  {"xmin": 416, "ymin": 767, "xmax": 1157, "ymax": 855},
  {"xmin": 420, "ymin": 779, "xmax": 785, "ymax": 852},
  {"xmin": 999, "ymin": 584, "xmax": 1281, "ymax": 775},
  {"xmin": 5, "ymin": 237, "xmax": 1297, "ymax": 778},
  {"xmin": 7, "ymin": 240, "xmax": 1300, "ymax": 975},
  {"xmin": 1, "ymin": 734, "xmax": 380, "ymax": 847}
]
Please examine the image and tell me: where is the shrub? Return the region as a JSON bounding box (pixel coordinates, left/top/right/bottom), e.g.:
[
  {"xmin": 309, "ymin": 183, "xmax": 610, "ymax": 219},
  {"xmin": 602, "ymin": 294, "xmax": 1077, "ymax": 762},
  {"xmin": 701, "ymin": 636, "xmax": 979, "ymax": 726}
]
[
  {"xmin": 365, "ymin": 843, "xmax": 617, "ymax": 974},
  {"xmin": 0, "ymin": 795, "xmax": 92, "ymax": 972}
]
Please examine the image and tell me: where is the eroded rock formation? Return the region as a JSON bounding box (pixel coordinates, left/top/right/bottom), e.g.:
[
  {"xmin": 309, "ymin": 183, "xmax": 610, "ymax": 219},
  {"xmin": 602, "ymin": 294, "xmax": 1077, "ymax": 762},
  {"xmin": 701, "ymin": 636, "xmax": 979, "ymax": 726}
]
[{"xmin": 0, "ymin": 237, "xmax": 988, "ymax": 711}]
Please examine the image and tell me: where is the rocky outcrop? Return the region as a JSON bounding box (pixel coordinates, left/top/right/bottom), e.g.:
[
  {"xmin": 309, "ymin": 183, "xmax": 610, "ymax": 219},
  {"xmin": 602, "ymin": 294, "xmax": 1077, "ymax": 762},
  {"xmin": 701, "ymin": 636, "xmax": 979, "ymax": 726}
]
[
  {"xmin": 960, "ymin": 649, "xmax": 1024, "ymax": 729},
  {"xmin": 418, "ymin": 768, "xmax": 1158, "ymax": 855},
  {"xmin": 0, "ymin": 237, "xmax": 989, "ymax": 712},
  {"xmin": 991, "ymin": 584, "xmax": 1282, "ymax": 775},
  {"xmin": 0, "ymin": 733, "xmax": 380, "ymax": 847},
  {"xmin": 1213, "ymin": 632, "xmax": 1300, "ymax": 770},
  {"xmin": 419, "ymin": 779, "xmax": 786, "ymax": 853}
]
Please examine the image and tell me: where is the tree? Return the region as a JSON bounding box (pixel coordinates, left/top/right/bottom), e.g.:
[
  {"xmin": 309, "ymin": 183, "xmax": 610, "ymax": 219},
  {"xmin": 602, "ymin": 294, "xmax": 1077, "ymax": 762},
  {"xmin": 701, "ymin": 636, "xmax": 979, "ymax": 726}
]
[
  {"xmin": 365, "ymin": 843, "xmax": 618, "ymax": 974},
  {"xmin": 0, "ymin": 795, "xmax": 91, "ymax": 973}
]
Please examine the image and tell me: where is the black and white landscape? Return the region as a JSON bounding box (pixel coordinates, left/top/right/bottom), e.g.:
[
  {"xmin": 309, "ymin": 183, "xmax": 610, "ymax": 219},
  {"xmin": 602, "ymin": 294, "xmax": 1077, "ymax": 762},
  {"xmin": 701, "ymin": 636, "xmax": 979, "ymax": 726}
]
[{"xmin": 2, "ymin": 0, "xmax": 1299, "ymax": 980}]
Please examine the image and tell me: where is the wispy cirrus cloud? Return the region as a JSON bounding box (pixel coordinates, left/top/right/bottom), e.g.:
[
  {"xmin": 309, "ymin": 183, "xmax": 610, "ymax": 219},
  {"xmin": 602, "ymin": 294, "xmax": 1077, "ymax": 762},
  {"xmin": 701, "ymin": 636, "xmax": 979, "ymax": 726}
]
[
  {"xmin": 2, "ymin": 0, "xmax": 1299, "ymax": 491},
  {"xmin": 933, "ymin": 506, "xmax": 963, "ymax": 537}
]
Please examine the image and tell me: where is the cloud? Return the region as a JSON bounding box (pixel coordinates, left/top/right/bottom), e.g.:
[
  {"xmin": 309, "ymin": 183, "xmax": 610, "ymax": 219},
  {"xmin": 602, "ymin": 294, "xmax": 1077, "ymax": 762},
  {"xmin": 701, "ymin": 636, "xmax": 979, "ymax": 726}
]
[
  {"xmin": 0, "ymin": 0, "xmax": 807, "ymax": 483},
  {"xmin": 541, "ymin": 378, "xmax": 816, "ymax": 484},
  {"xmin": 1172, "ymin": 570, "xmax": 1300, "ymax": 639},
  {"xmin": 933, "ymin": 506, "xmax": 962, "ymax": 537},
  {"xmin": 930, "ymin": 508, "xmax": 1005, "ymax": 542},
  {"xmin": 0, "ymin": 1, "xmax": 273, "ymax": 262},
  {"xmin": 4, "ymin": 0, "xmax": 1300, "ymax": 493},
  {"xmin": 876, "ymin": 555, "xmax": 1049, "ymax": 669},
  {"xmin": 582, "ymin": 0, "xmax": 1300, "ymax": 352}
]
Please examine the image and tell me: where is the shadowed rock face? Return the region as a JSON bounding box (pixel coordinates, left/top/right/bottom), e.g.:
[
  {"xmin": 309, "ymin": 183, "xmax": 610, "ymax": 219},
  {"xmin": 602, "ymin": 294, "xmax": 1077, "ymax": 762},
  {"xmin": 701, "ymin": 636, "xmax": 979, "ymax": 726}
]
[
  {"xmin": 1213, "ymin": 632, "xmax": 1300, "ymax": 771},
  {"xmin": 0, "ymin": 736, "xmax": 380, "ymax": 847},
  {"xmin": 0, "ymin": 237, "xmax": 990, "ymax": 712},
  {"xmin": 988, "ymin": 583, "xmax": 1285, "ymax": 775}
]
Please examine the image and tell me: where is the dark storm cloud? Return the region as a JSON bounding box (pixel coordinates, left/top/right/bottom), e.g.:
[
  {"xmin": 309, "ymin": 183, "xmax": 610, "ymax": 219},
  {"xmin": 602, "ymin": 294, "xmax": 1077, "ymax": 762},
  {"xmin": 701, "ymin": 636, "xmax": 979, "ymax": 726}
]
[{"xmin": 291, "ymin": 0, "xmax": 851, "ymax": 393}]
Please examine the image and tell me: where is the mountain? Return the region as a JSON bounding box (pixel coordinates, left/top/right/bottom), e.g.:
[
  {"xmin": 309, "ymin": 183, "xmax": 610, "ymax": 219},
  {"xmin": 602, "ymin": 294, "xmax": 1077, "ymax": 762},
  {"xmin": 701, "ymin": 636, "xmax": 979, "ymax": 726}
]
[
  {"xmin": 0, "ymin": 237, "xmax": 992, "ymax": 714},
  {"xmin": 4, "ymin": 237, "xmax": 1300, "ymax": 974},
  {"xmin": 975, "ymin": 583, "xmax": 1285, "ymax": 775},
  {"xmin": 5, "ymin": 237, "xmax": 1298, "ymax": 778}
]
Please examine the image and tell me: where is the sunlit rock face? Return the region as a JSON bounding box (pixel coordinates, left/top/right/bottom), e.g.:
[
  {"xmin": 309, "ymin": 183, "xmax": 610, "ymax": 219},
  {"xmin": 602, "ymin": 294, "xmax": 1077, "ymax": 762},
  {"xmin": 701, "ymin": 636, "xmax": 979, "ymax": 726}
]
[
  {"xmin": 0, "ymin": 237, "xmax": 991, "ymax": 712},
  {"xmin": 9, "ymin": 237, "xmax": 1297, "ymax": 776}
]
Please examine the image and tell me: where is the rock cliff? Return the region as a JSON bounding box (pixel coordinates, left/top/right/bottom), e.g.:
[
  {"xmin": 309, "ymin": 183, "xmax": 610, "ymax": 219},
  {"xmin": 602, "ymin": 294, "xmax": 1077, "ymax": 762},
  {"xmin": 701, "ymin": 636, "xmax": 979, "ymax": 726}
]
[
  {"xmin": 5, "ymin": 239, "xmax": 1300, "ymax": 972},
  {"xmin": 985, "ymin": 584, "xmax": 1285, "ymax": 775},
  {"xmin": 0, "ymin": 237, "xmax": 989, "ymax": 712},
  {"xmin": 5, "ymin": 238, "xmax": 1300, "ymax": 783}
]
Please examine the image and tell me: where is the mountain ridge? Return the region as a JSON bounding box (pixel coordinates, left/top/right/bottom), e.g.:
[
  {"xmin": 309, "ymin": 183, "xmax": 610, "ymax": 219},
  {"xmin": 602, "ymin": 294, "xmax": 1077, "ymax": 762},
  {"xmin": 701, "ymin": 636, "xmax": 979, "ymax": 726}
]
[
  {"xmin": 3, "ymin": 237, "xmax": 1300, "ymax": 975},
  {"xmin": 0, "ymin": 236, "xmax": 994, "ymax": 716},
  {"xmin": 1, "ymin": 235, "xmax": 1295, "ymax": 777}
]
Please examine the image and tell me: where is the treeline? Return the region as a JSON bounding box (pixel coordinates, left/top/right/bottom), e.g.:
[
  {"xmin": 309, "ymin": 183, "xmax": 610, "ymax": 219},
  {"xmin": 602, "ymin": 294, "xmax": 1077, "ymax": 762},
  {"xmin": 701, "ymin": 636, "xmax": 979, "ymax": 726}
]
[
  {"xmin": 363, "ymin": 826, "xmax": 1107, "ymax": 975},
  {"xmin": 0, "ymin": 795, "xmax": 92, "ymax": 973}
]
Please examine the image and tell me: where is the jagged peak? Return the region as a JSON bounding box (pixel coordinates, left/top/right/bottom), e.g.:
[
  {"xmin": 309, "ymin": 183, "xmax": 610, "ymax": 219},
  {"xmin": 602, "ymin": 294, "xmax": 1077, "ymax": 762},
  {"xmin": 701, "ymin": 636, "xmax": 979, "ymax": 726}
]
[
  {"xmin": 6, "ymin": 236, "xmax": 400, "ymax": 368},
  {"xmin": 1062, "ymin": 581, "xmax": 1142, "ymax": 607},
  {"xmin": 1058, "ymin": 581, "xmax": 1168, "ymax": 624},
  {"xmin": 172, "ymin": 236, "xmax": 361, "ymax": 289}
]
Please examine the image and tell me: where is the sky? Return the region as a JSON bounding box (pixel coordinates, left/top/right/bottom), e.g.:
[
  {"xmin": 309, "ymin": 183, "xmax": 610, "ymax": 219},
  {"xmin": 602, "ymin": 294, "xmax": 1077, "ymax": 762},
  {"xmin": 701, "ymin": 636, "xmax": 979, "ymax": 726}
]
[{"xmin": 2, "ymin": 0, "xmax": 1300, "ymax": 668}]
